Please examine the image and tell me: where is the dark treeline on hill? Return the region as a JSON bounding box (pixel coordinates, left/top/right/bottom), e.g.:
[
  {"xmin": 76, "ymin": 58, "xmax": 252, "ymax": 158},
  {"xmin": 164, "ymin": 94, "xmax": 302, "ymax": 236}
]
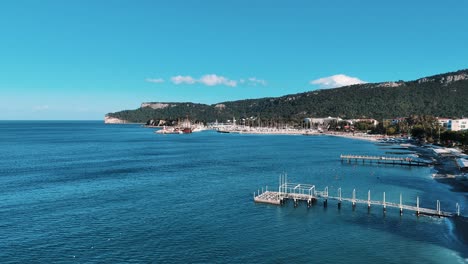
[{"xmin": 107, "ymin": 69, "xmax": 468, "ymax": 123}]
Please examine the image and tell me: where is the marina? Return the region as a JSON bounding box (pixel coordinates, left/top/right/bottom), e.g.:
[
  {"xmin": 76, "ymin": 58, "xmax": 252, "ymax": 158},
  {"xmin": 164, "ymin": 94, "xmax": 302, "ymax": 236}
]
[{"xmin": 254, "ymin": 175, "xmax": 461, "ymax": 218}]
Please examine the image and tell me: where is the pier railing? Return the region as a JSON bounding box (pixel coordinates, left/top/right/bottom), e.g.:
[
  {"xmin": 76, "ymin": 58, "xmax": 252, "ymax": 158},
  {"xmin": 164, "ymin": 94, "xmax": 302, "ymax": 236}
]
[{"xmin": 254, "ymin": 174, "xmax": 461, "ymax": 218}]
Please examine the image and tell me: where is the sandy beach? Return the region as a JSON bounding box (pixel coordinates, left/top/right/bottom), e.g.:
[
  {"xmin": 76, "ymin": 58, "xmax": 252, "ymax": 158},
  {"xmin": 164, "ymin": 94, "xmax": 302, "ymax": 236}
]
[
  {"xmin": 322, "ymin": 132, "xmax": 382, "ymax": 142},
  {"xmin": 214, "ymin": 127, "xmax": 384, "ymax": 141}
]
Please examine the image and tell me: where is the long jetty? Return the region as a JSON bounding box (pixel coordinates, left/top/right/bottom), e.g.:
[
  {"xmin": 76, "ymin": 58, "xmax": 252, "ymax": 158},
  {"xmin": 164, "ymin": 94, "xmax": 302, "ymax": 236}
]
[
  {"xmin": 254, "ymin": 174, "xmax": 461, "ymax": 218},
  {"xmin": 340, "ymin": 154, "xmax": 433, "ymax": 166}
]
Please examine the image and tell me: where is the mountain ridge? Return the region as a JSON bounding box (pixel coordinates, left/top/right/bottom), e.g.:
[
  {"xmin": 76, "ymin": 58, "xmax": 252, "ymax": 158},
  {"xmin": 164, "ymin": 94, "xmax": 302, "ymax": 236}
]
[{"xmin": 106, "ymin": 69, "xmax": 468, "ymax": 123}]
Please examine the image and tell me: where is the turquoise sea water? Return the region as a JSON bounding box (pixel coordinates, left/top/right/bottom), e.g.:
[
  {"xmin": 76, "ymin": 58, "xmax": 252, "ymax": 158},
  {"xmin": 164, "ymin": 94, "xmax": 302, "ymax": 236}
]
[{"xmin": 0, "ymin": 121, "xmax": 466, "ymax": 263}]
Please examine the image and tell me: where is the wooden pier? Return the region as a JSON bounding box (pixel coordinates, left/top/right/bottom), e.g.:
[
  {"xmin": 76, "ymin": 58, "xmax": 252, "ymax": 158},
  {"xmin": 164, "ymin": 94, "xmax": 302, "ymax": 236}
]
[
  {"xmin": 340, "ymin": 154, "xmax": 433, "ymax": 166},
  {"xmin": 254, "ymin": 174, "xmax": 461, "ymax": 218}
]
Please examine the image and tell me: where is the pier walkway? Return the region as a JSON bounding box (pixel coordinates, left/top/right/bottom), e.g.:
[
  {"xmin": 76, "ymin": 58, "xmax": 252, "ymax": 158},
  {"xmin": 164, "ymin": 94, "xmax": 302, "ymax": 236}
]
[
  {"xmin": 340, "ymin": 154, "xmax": 433, "ymax": 166},
  {"xmin": 254, "ymin": 175, "xmax": 461, "ymax": 217}
]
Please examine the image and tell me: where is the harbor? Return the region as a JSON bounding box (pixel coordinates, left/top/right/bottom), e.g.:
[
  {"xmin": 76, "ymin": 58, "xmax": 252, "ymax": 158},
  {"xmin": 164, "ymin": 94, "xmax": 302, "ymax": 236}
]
[{"xmin": 254, "ymin": 175, "xmax": 461, "ymax": 218}]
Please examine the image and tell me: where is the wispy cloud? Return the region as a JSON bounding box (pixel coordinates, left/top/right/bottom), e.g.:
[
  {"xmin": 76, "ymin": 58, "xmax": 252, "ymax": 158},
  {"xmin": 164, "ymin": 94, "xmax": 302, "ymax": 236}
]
[
  {"xmin": 310, "ymin": 74, "xmax": 366, "ymax": 88},
  {"xmin": 247, "ymin": 77, "xmax": 267, "ymax": 86},
  {"xmin": 159, "ymin": 74, "xmax": 268, "ymax": 87},
  {"xmin": 171, "ymin": 75, "xmax": 196, "ymax": 85},
  {"xmin": 170, "ymin": 74, "xmax": 237, "ymax": 87},
  {"xmin": 145, "ymin": 78, "xmax": 164, "ymax": 83}
]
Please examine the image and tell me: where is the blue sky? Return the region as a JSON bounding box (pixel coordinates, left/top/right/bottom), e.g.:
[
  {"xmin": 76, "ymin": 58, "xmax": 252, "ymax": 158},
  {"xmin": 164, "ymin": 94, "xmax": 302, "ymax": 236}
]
[{"xmin": 1, "ymin": 0, "xmax": 467, "ymax": 120}]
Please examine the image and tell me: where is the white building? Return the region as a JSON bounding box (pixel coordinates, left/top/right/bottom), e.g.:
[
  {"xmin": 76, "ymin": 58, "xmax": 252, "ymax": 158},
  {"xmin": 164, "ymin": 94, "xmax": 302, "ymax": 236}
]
[
  {"xmin": 347, "ymin": 118, "xmax": 379, "ymax": 126},
  {"xmin": 304, "ymin": 117, "xmax": 343, "ymax": 125},
  {"xmin": 436, "ymin": 117, "xmax": 451, "ymax": 129},
  {"xmin": 447, "ymin": 118, "xmax": 468, "ymax": 131}
]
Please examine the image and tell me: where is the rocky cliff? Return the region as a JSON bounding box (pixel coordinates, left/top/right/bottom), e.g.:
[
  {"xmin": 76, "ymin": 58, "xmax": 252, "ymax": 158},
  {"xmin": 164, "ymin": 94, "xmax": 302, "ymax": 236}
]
[{"xmin": 104, "ymin": 116, "xmax": 129, "ymax": 124}]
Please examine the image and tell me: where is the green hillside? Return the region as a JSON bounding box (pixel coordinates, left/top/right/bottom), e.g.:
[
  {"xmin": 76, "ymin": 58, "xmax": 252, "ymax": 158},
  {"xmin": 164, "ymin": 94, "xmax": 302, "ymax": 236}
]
[{"xmin": 106, "ymin": 69, "xmax": 468, "ymax": 123}]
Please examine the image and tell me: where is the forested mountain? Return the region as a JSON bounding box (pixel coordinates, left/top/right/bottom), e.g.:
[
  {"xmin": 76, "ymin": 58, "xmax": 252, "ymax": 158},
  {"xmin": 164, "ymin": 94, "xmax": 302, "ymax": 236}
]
[{"xmin": 106, "ymin": 69, "xmax": 468, "ymax": 123}]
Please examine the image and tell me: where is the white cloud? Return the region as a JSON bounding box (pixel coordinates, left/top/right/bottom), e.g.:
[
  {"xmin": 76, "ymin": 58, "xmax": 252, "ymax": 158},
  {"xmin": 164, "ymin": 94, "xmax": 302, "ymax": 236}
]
[
  {"xmin": 247, "ymin": 77, "xmax": 267, "ymax": 86},
  {"xmin": 171, "ymin": 75, "xmax": 196, "ymax": 85},
  {"xmin": 310, "ymin": 74, "xmax": 366, "ymax": 88},
  {"xmin": 199, "ymin": 74, "xmax": 237, "ymax": 87},
  {"xmin": 145, "ymin": 78, "xmax": 164, "ymax": 83}
]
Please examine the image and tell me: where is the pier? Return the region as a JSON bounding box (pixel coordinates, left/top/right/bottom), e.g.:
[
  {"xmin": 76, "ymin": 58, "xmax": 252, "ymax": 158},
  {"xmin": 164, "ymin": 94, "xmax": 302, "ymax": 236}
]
[
  {"xmin": 254, "ymin": 175, "xmax": 461, "ymax": 217},
  {"xmin": 340, "ymin": 154, "xmax": 433, "ymax": 167}
]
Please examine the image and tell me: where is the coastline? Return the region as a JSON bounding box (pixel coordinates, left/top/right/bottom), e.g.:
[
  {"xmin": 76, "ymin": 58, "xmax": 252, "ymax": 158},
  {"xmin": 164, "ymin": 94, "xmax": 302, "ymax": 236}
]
[
  {"xmin": 317, "ymin": 131, "xmax": 468, "ymax": 196},
  {"xmin": 213, "ymin": 127, "xmax": 383, "ymax": 141},
  {"xmin": 322, "ymin": 132, "xmax": 382, "ymax": 142},
  {"xmin": 408, "ymin": 145, "xmax": 468, "ymax": 193},
  {"xmin": 416, "ymin": 145, "xmax": 468, "ymax": 249}
]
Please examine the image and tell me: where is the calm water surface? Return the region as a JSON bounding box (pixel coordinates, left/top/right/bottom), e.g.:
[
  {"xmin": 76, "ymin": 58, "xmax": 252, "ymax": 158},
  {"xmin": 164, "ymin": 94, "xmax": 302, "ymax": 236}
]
[{"xmin": 0, "ymin": 121, "xmax": 467, "ymax": 263}]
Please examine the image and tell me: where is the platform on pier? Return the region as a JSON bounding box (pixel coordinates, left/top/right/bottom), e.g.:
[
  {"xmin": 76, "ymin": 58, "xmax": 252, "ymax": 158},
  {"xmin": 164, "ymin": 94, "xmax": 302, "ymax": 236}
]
[{"xmin": 254, "ymin": 191, "xmax": 281, "ymax": 205}]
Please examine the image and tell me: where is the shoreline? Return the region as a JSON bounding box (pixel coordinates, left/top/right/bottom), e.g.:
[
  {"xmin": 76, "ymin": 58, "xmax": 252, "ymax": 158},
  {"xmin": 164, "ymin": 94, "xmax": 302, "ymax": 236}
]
[
  {"xmin": 322, "ymin": 132, "xmax": 382, "ymax": 142},
  {"xmin": 419, "ymin": 146, "xmax": 468, "ymax": 248},
  {"xmin": 213, "ymin": 127, "xmax": 384, "ymax": 141},
  {"xmin": 408, "ymin": 145, "xmax": 468, "ymax": 193}
]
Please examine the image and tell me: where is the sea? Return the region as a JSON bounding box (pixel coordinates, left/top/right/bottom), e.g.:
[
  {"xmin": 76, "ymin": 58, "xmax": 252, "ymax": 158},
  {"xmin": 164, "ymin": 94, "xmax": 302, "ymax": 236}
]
[{"xmin": 0, "ymin": 121, "xmax": 467, "ymax": 263}]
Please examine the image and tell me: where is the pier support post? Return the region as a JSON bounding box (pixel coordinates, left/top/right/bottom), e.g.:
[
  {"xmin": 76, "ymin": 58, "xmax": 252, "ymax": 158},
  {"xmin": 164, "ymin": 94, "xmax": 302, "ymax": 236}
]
[
  {"xmin": 338, "ymin": 188, "xmax": 342, "ymax": 209},
  {"xmin": 352, "ymin": 189, "xmax": 356, "ymax": 209},
  {"xmin": 324, "ymin": 199, "xmax": 328, "ymax": 208},
  {"xmin": 278, "ymin": 175, "xmax": 282, "ymax": 201},
  {"xmin": 416, "ymin": 196, "xmax": 420, "ymax": 216},
  {"xmin": 399, "ymin": 193, "xmax": 403, "ymax": 215},
  {"xmin": 383, "ymin": 192, "xmax": 386, "ymax": 214},
  {"xmin": 437, "ymin": 200, "xmax": 441, "ymax": 217},
  {"xmin": 367, "ymin": 190, "xmax": 371, "ymax": 210}
]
